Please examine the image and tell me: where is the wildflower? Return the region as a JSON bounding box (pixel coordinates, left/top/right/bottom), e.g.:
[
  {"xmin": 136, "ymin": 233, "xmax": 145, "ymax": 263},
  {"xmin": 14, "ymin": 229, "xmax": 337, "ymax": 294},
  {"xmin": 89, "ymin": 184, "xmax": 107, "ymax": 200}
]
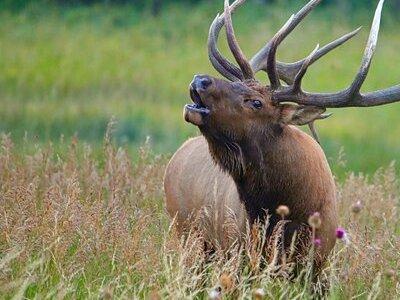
[
  {"xmin": 208, "ymin": 286, "xmax": 222, "ymax": 300},
  {"xmin": 335, "ymin": 227, "xmax": 345, "ymax": 239},
  {"xmin": 308, "ymin": 212, "xmax": 322, "ymax": 229},
  {"xmin": 276, "ymin": 205, "xmax": 290, "ymax": 218},
  {"xmin": 351, "ymin": 201, "xmax": 363, "ymax": 214},
  {"xmin": 335, "ymin": 227, "xmax": 350, "ymax": 245},
  {"xmin": 253, "ymin": 288, "xmax": 265, "ymax": 300},
  {"xmin": 220, "ymin": 273, "xmax": 234, "ymax": 290},
  {"xmin": 313, "ymin": 238, "xmax": 322, "ymax": 247}
]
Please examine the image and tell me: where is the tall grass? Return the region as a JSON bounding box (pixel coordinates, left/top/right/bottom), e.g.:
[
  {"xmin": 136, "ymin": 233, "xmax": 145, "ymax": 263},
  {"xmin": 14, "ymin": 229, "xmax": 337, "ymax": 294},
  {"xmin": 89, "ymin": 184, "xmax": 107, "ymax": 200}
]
[
  {"xmin": 0, "ymin": 2, "xmax": 400, "ymax": 176},
  {"xmin": 0, "ymin": 132, "xmax": 399, "ymax": 298}
]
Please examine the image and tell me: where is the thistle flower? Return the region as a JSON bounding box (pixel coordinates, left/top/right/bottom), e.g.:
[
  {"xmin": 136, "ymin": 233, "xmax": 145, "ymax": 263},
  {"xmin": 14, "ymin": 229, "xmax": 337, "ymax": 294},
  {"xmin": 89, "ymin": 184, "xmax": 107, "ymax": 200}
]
[
  {"xmin": 308, "ymin": 212, "xmax": 322, "ymax": 229},
  {"xmin": 335, "ymin": 227, "xmax": 345, "ymax": 239},
  {"xmin": 314, "ymin": 238, "xmax": 322, "ymax": 247},
  {"xmin": 351, "ymin": 201, "xmax": 363, "ymax": 214},
  {"xmin": 335, "ymin": 227, "xmax": 350, "ymax": 245},
  {"xmin": 253, "ymin": 288, "xmax": 265, "ymax": 300},
  {"xmin": 276, "ymin": 205, "xmax": 290, "ymax": 218}
]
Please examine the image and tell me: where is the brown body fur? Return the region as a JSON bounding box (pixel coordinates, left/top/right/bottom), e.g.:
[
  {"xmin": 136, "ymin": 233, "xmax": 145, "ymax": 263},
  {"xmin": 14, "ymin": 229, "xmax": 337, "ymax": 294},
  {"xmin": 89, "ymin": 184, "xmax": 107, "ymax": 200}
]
[
  {"xmin": 165, "ymin": 125, "xmax": 337, "ymax": 263},
  {"xmin": 164, "ymin": 136, "xmax": 247, "ymax": 249}
]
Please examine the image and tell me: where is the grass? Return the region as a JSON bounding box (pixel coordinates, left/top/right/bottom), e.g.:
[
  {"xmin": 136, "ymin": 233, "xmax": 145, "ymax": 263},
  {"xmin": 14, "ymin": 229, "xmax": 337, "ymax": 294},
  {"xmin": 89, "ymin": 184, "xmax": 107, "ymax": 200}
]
[
  {"xmin": 0, "ymin": 2, "xmax": 400, "ymax": 176},
  {"xmin": 0, "ymin": 2, "xmax": 400, "ymax": 298},
  {"xmin": 0, "ymin": 132, "xmax": 398, "ymax": 298}
]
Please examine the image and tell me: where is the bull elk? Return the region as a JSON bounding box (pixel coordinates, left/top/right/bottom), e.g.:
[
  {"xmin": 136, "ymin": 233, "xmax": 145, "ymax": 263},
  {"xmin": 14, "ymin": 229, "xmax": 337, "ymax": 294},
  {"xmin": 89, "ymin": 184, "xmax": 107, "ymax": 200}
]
[{"xmin": 164, "ymin": 0, "xmax": 398, "ymax": 270}]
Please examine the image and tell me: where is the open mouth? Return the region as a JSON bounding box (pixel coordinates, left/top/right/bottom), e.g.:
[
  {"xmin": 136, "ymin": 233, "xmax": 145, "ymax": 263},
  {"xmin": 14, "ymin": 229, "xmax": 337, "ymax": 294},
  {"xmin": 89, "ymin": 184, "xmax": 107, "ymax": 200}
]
[
  {"xmin": 186, "ymin": 87, "xmax": 210, "ymax": 114},
  {"xmin": 185, "ymin": 103, "xmax": 210, "ymax": 114}
]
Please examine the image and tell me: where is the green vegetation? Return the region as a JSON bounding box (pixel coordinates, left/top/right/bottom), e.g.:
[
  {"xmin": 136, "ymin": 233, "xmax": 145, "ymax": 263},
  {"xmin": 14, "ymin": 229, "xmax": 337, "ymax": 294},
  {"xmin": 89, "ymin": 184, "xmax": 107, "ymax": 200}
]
[
  {"xmin": 0, "ymin": 4, "xmax": 400, "ymax": 176},
  {"xmin": 1, "ymin": 2, "xmax": 400, "ymax": 176}
]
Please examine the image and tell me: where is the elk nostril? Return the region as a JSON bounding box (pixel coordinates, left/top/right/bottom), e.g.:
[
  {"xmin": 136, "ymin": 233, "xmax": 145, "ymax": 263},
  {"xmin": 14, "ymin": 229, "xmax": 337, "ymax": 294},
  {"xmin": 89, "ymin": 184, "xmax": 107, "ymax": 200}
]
[
  {"xmin": 199, "ymin": 78, "xmax": 212, "ymax": 90},
  {"xmin": 193, "ymin": 75, "xmax": 212, "ymax": 90}
]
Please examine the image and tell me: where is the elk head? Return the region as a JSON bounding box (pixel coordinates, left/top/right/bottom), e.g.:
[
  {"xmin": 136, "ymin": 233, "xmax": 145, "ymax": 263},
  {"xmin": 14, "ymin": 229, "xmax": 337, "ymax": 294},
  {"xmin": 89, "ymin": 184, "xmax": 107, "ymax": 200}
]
[{"xmin": 184, "ymin": 0, "xmax": 399, "ymax": 148}]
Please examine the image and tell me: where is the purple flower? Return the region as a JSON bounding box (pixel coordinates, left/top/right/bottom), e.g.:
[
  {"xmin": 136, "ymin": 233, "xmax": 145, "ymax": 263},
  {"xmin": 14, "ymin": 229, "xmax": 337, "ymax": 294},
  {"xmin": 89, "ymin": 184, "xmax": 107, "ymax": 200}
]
[
  {"xmin": 314, "ymin": 238, "xmax": 322, "ymax": 247},
  {"xmin": 336, "ymin": 227, "xmax": 346, "ymax": 239},
  {"xmin": 335, "ymin": 227, "xmax": 351, "ymax": 245}
]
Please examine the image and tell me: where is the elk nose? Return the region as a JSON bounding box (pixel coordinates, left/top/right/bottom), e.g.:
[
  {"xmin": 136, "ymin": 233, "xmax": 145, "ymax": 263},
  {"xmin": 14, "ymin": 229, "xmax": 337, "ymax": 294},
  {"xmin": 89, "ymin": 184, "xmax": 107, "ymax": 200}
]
[{"xmin": 192, "ymin": 75, "xmax": 212, "ymax": 91}]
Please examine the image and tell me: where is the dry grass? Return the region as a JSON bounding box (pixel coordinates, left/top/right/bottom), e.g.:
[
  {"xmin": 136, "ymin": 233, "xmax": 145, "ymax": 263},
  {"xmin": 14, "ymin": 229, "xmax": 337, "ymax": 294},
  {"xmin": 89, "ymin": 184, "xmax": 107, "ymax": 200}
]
[{"xmin": 0, "ymin": 128, "xmax": 399, "ymax": 299}]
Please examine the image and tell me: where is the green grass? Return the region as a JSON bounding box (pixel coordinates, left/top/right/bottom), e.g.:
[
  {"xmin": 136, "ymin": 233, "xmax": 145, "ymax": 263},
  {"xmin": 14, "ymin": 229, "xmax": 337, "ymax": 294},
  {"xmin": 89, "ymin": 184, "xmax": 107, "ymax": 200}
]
[{"xmin": 1, "ymin": 2, "xmax": 400, "ymax": 176}]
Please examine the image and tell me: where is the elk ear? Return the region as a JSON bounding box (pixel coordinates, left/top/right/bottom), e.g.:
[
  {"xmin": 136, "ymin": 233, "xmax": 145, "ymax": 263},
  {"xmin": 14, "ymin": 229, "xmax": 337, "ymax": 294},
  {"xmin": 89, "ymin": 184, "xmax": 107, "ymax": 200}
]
[{"xmin": 279, "ymin": 104, "xmax": 326, "ymax": 126}]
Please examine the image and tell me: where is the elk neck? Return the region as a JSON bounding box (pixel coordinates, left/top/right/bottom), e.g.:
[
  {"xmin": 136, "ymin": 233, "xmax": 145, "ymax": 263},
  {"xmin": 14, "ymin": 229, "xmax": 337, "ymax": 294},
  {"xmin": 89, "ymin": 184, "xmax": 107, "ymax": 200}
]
[{"xmin": 201, "ymin": 123, "xmax": 299, "ymax": 225}]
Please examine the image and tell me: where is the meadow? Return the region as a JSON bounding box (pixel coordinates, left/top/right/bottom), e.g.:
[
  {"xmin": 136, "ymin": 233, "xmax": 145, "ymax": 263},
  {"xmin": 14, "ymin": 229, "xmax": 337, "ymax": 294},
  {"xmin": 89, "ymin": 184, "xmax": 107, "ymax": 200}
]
[
  {"xmin": 1, "ymin": 1, "xmax": 400, "ymax": 175},
  {"xmin": 0, "ymin": 131, "xmax": 399, "ymax": 298},
  {"xmin": 0, "ymin": 1, "xmax": 399, "ymax": 299}
]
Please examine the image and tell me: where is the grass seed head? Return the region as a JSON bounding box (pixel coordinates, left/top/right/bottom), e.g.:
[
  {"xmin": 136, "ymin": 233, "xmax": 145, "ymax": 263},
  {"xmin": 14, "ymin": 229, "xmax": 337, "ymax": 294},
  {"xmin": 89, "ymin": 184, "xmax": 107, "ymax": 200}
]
[
  {"xmin": 276, "ymin": 205, "xmax": 290, "ymax": 218},
  {"xmin": 253, "ymin": 288, "xmax": 265, "ymax": 299},
  {"xmin": 219, "ymin": 273, "xmax": 234, "ymax": 291},
  {"xmin": 384, "ymin": 269, "xmax": 396, "ymax": 279},
  {"xmin": 208, "ymin": 286, "xmax": 222, "ymax": 300},
  {"xmin": 351, "ymin": 201, "xmax": 363, "ymax": 214}
]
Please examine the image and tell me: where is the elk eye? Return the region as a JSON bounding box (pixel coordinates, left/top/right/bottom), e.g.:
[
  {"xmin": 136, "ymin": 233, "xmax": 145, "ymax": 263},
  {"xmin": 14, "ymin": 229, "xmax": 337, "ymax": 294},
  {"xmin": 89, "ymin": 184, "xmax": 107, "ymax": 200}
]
[{"xmin": 251, "ymin": 100, "xmax": 263, "ymax": 109}]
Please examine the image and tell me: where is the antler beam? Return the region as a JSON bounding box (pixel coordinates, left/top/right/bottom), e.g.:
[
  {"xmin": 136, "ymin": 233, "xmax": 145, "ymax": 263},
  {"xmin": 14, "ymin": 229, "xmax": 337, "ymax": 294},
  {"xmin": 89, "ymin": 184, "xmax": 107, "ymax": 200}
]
[{"xmin": 273, "ymin": 0, "xmax": 400, "ymax": 108}]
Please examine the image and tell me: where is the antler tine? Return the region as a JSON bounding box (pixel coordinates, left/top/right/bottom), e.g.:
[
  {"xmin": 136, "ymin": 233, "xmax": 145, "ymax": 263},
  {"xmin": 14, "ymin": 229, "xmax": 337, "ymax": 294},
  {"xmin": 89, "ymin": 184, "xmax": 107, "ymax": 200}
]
[
  {"xmin": 208, "ymin": 0, "xmax": 361, "ymax": 84},
  {"xmin": 208, "ymin": 14, "xmax": 244, "ymax": 81},
  {"xmin": 292, "ymin": 44, "xmax": 320, "ymax": 92},
  {"xmin": 274, "ymin": 27, "xmax": 362, "ymax": 84},
  {"xmin": 266, "ymin": 15, "xmax": 295, "ymax": 89},
  {"xmin": 348, "ymin": 0, "xmax": 383, "ymax": 97},
  {"xmin": 208, "ymin": 0, "xmax": 247, "ymax": 81},
  {"xmin": 274, "ymin": 0, "xmax": 400, "ymax": 108},
  {"xmin": 254, "ymin": 0, "xmax": 322, "ymax": 88},
  {"xmin": 224, "ymin": 0, "xmax": 254, "ymax": 80}
]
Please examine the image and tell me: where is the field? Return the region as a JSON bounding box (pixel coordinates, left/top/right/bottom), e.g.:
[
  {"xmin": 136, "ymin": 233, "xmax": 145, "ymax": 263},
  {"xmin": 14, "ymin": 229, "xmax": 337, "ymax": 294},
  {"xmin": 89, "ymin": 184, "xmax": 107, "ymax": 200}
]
[
  {"xmin": 0, "ymin": 1, "xmax": 399, "ymax": 299},
  {"xmin": 0, "ymin": 132, "xmax": 399, "ymax": 298},
  {"xmin": 1, "ymin": 2, "xmax": 400, "ymax": 175}
]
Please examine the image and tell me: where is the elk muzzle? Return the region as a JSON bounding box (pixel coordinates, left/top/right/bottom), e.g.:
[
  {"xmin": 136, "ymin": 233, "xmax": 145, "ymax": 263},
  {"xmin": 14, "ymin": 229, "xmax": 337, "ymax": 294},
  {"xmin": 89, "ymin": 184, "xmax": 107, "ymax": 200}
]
[{"xmin": 184, "ymin": 75, "xmax": 212, "ymax": 126}]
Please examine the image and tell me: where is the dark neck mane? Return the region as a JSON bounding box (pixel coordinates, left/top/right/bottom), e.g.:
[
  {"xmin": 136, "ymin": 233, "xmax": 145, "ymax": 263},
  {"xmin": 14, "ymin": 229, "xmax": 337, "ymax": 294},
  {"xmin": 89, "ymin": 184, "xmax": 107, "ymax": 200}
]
[{"xmin": 201, "ymin": 125, "xmax": 286, "ymax": 224}]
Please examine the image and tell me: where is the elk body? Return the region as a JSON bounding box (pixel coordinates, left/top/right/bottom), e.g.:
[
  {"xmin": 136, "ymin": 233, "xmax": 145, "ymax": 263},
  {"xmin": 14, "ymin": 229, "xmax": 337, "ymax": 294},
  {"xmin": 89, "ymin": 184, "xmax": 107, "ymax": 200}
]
[{"xmin": 164, "ymin": 0, "xmax": 398, "ymax": 268}]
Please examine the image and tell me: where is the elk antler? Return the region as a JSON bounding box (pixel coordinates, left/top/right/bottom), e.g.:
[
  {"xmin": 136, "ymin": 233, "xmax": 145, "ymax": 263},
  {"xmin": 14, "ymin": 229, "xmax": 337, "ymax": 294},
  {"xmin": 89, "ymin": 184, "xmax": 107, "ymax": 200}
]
[
  {"xmin": 249, "ymin": 0, "xmax": 361, "ymax": 85},
  {"xmin": 208, "ymin": 0, "xmax": 245, "ymax": 81},
  {"xmin": 224, "ymin": 0, "xmax": 254, "ymax": 80},
  {"xmin": 254, "ymin": 27, "xmax": 362, "ymax": 85},
  {"xmin": 273, "ymin": 0, "xmax": 400, "ymax": 108},
  {"xmin": 208, "ymin": 0, "xmax": 361, "ymax": 84}
]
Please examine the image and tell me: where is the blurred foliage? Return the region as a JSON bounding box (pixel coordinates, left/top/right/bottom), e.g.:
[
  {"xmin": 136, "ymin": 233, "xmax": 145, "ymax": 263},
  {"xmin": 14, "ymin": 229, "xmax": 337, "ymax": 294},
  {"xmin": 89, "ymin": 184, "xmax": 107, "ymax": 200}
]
[
  {"xmin": 0, "ymin": 0, "xmax": 400, "ymax": 177},
  {"xmin": 1, "ymin": 0, "xmax": 400, "ymax": 14}
]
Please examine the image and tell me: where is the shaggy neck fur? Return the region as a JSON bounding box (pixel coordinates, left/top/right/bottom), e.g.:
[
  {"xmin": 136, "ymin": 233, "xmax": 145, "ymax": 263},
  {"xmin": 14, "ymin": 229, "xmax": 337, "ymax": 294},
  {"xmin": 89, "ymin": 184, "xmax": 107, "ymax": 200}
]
[{"xmin": 201, "ymin": 124, "xmax": 288, "ymax": 226}]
